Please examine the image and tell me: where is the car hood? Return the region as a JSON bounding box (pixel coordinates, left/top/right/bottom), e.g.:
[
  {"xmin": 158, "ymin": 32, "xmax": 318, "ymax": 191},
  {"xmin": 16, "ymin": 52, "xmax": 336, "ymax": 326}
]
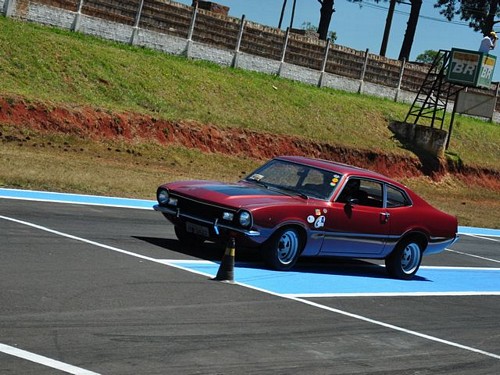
[{"xmin": 166, "ymin": 180, "xmax": 307, "ymax": 208}]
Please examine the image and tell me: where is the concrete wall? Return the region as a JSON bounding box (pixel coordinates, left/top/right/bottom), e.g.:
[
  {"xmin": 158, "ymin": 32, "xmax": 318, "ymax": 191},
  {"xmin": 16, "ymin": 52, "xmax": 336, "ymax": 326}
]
[{"xmin": 389, "ymin": 121, "xmax": 448, "ymax": 157}]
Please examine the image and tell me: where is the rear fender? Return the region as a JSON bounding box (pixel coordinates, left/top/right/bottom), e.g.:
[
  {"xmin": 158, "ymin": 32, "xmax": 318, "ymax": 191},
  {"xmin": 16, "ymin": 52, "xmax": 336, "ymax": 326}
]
[{"xmin": 388, "ymin": 231, "xmax": 428, "ymax": 257}]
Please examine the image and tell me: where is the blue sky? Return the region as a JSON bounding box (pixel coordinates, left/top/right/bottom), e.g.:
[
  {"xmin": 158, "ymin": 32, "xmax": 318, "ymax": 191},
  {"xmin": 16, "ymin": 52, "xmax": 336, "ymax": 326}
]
[{"xmin": 176, "ymin": 0, "xmax": 500, "ymax": 80}]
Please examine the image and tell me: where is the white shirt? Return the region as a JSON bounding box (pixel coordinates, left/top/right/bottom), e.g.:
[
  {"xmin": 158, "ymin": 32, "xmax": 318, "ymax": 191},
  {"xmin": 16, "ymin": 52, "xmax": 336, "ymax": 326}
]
[{"xmin": 479, "ymin": 36, "xmax": 494, "ymax": 54}]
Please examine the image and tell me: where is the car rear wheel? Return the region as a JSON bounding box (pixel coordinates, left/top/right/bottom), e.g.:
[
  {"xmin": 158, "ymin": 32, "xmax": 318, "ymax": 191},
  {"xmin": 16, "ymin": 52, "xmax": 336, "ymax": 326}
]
[
  {"xmin": 385, "ymin": 238, "xmax": 423, "ymax": 280},
  {"xmin": 264, "ymin": 227, "xmax": 303, "ymax": 271},
  {"xmin": 174, "ymin": 225, "xmax": 205, "ymax": 247}
]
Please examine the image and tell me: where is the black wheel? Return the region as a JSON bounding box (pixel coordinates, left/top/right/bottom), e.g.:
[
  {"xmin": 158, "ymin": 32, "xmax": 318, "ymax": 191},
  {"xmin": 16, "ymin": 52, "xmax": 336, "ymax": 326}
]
[
  {"xmin": 385, "ymin": 238, "xmax": 423, "ymax": 280},
  {"xmin": 174, "ymin": 225, "xmax": 205, "ymax": 246},
  {"xmin": 264, "ymin": 227, "xmax": 304, "ymax": 271}
]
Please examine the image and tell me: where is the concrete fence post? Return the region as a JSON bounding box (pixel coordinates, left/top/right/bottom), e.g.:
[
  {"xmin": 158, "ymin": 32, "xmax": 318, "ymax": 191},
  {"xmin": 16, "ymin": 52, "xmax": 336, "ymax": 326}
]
[
  {"xmin": 231, "ymin": 15, "xmax": 246, "ymax": 68},
  {"xmin": 72, "ymin": 0, "xmax": 85, "ymax": 32},
  {"xmin": 185, "ymin": 4, "xmax": 198, "ymax": 58},
  {"xmin": 3, "ymin": 0, "xmax": 17, "ymax": 17},
  {"xmin": 130, "ymin": 0, "xmax": 145, "ymax": 45},
  {"xmin": 278, "ymin": 28, "xmax": 290, "ymax": 77},
  {"xmin": 395, "ymin": 58, "xmax": 406, "ymax": 102},
  {"xmin": 358, "ymin": 48, "xmax": 369, "ymax": 94},
  {"xmin": 318, "ymin": 38, "xmax": 331, "ymax": 88}
]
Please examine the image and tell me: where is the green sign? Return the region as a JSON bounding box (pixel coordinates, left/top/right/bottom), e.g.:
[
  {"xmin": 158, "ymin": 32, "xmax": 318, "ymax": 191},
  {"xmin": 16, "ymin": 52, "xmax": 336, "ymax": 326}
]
[{"xmin": 447, "ymin": 48, "xmax": 496, "ymax": 88}]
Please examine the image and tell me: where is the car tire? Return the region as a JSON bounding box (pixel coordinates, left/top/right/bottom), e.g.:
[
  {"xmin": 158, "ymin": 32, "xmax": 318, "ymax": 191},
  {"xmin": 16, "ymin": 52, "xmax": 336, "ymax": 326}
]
[
  {"xmin": 174, "ymin": 225, "xmax": 205, "ymax": 246},
  {"xmin": 264, "ymin": 227, "xmax": 303, "ymax": 271},
  {"xmin": 385, "ymin": 238, "xmax": 423, "ymax": 280}
]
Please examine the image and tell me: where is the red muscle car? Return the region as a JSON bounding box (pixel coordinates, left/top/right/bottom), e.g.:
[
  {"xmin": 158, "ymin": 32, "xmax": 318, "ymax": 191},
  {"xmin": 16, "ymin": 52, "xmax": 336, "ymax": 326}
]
[{"xmin": 154, "ymin": 156, "xmax": 458, "ymax": 279}]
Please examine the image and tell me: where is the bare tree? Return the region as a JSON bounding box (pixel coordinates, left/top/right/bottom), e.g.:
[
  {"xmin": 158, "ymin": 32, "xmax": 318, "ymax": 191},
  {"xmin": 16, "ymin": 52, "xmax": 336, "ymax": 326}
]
[
  {"xmin": 317, "ymin": 0, "xmax": 335, "ymax": 40},
  {"xmin": 348, "ymin": 0, "xmax": 422, "ymax": 61},
  {"xmin": 399, "ymin": 0, "xmax": 422, "ymax": 61},
  {"xmin": 380, "ymin": 0, "xmax": 397, "ymax": 56}
]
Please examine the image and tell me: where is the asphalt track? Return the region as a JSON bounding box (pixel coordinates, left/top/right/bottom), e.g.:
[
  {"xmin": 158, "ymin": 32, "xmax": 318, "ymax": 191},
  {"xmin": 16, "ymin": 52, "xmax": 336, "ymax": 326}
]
[{"xmin": 0, "ymin": 188, "xmax": 499, "ymax": 374}]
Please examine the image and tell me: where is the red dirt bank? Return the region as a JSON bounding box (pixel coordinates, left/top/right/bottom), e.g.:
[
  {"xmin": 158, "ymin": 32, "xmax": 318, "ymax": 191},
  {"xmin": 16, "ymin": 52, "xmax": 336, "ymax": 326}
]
[{"xmin": 0, "ymin": 96, "xmax": 498, "ymax": 190}]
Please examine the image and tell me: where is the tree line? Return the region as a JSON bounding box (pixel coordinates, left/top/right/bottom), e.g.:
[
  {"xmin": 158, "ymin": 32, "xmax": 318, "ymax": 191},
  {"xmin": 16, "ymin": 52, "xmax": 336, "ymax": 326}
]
[{"xmin": 304, "ymin": 0, "xmax": 500, "ymax": 61}]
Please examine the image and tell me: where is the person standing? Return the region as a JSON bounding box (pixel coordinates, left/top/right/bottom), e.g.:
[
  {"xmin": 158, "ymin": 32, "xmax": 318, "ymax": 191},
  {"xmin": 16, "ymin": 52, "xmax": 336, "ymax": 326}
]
[{"xmin": 479, "ymin": 31, "xmax": 498, "ymax": 54}]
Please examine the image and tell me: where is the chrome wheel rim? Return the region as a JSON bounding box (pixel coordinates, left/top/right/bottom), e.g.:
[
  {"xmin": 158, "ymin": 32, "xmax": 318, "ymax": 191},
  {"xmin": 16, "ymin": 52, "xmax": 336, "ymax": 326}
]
[
  {"xmin": 277, "ymin": 230, "xmax": 299, "ymax": 265},
  {"xmin": 401, "ymin": 243, "xmax": 421, "ymax": 274}
]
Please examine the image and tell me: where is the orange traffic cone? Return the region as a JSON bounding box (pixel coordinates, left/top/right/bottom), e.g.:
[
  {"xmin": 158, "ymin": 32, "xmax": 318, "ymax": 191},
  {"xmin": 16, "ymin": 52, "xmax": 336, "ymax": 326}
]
[{"xmin": 213, "ymin": 237, "xmax": 235, "ymax": 283}]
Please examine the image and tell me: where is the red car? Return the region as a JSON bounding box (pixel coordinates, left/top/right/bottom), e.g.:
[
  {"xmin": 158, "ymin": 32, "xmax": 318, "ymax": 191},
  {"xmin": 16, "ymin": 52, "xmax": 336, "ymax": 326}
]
[{"xmin": 154, "ymin": 156, "xmax": 458, "ymax": 279}]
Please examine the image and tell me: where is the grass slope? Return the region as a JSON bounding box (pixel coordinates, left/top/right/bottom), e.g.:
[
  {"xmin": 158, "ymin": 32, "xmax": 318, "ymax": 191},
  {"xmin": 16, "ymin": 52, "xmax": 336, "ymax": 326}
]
[
  {"xmin": 1, "ymin": 17, "xmax": 499, "ymax": 168},
  {"xmin": 0, "ymin": 16, "xmax": 499, "ymax": 228}
]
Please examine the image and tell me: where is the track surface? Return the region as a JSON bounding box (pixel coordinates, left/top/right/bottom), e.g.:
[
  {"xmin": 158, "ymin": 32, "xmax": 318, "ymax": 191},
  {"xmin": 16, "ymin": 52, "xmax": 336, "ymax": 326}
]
[{"xmin": 1, "ymin": 189, "xmax": 499, "ymax": 374}]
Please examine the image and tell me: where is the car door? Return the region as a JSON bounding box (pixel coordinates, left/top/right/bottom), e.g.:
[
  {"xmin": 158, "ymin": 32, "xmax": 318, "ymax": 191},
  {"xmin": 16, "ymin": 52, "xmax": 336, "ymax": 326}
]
[{"xmin": 320, "ymin": 178, "xmax": 390, "ymax": 256}]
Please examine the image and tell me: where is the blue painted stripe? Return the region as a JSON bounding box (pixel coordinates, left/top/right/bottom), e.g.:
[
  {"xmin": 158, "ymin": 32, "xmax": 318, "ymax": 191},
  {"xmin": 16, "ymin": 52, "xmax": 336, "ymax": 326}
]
[
  {"xmin": 0, "ymin": 188, "xmax": 155, "ymax": 210},
  {"xmin": 176, "ymin": 261, "xmax": 500, "ymax": 296},
  {"xmin": 458, "ymin": 226, "xmax": 500, "ymax": 237},
  {"xmin": 1, "ymin": 188, "xmax": 499, "ymax": 235}
]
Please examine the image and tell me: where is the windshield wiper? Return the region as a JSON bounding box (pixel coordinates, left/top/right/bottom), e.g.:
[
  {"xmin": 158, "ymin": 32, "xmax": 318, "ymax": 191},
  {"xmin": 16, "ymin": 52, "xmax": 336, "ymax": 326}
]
[
  {"xmin": 246, "ymin": 179, "xmax": 269, "ymax": 189},
  {"xmin": 273, "ymin": 186, "xmax": 308, "ymax": 200},
  {"xmin": 246, "ymin": 180, "xmax": 307, "ymax": 199}
]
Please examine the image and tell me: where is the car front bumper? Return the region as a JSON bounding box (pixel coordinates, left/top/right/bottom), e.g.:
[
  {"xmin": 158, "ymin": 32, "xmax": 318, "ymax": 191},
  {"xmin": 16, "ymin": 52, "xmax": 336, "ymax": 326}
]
[{"xmin": 153, "ymin": 204, "xmax": 262, "ymax": 238}]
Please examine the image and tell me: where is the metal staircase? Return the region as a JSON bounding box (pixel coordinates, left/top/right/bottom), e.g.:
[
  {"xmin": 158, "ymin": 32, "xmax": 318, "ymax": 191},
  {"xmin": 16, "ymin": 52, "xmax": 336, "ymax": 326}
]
[{"xmin": 404, "ymin": 50, "xmax": 464, "ymax": 131}]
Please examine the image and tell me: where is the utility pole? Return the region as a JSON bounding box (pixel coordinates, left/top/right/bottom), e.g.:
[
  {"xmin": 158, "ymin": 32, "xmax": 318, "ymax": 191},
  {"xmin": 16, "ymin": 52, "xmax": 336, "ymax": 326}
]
[
  {"xmin": 279, "ymin": 0, "xmax": 297, "ymax": 29},
  {"xmin": 278, "ymin": 0, "xmax": 287, "ymax": 28},
  {"xmin": 289, "ymin": 0, "xmax": 297, "ymax": 29}
]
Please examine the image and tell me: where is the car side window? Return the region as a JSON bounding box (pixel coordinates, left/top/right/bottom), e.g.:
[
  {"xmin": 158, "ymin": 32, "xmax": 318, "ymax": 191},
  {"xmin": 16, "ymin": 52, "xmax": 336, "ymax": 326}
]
[
  {"xmin": 359, "ymin": 180, "xmax": 383, "ymax": 207},
  {"xmin": 386, "ymin": 185, "xmax": 411, "ymax": 208},
  {"xmin": 337, "ymin": 178, "xmax": 383, "ymax": 207}
]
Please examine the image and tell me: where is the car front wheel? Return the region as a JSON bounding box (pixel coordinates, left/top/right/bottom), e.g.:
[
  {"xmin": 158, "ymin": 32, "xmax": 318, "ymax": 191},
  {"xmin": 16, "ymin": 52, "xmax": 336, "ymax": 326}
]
[
  {"xmin": 264, "ymin": 227, "xmax": 303, "ymax": 271},
  {"xmin": 385, "ymin": 238, "xmax": 423, "ymax": 280}
]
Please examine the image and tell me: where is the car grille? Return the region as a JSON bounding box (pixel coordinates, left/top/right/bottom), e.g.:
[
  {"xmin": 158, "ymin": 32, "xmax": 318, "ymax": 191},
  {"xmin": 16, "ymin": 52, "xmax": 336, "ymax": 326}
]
[{"xmin": 171, "ymin": 193, "xmax": 235, "ymax": 223}]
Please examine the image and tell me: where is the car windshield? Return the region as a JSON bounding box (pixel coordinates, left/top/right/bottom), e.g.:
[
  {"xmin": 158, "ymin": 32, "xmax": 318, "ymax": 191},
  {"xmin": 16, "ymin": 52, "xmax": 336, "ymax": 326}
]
[{"xmin": 244, "ymin": 159, "xmax": 342, "ymax": 200}]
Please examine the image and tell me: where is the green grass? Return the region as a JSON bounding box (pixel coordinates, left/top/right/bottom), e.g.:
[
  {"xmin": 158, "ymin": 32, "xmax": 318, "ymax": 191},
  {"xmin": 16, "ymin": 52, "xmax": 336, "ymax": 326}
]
[
  {"xmin": 4, "ymin": 16, "xmax": 498, "ymax": 167},
  {"xmin": 0, "ymin": 125, "xmax": 259, "ymax": 199},
  {"xmin": 1, "ymin": 124, "xmax": 497, "ymax": 228},
  {"xmin": 447, "ymin": 117, "xmax": 500, "ymax": 169},
  {"xmin": 0, "ymin": 16, "xmax": 499, "ymax": 228}
]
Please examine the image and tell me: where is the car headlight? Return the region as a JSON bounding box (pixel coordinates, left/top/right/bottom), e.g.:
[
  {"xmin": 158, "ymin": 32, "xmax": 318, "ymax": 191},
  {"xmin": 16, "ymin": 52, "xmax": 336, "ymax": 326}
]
[
  {"xmin": 157, "ymin": 188, "xmax": 169, "ymax": 205},
  {"xmin": 238, "ymin": 211, "xmax": 252, "ymax": 228}
]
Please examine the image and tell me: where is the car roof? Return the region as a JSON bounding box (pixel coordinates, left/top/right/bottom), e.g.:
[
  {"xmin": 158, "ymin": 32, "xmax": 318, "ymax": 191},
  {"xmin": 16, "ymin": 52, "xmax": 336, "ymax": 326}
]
[{"xmin": 276, "ymin": 155, "xmax": 404, "ymax": 187}]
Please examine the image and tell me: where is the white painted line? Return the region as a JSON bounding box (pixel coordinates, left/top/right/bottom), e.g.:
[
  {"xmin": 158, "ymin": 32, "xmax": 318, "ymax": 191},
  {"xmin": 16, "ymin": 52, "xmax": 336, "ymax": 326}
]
[
  {"xmin": 156, "ymin": 259, "xmax": 218, "ymax": 279},
  {"xmin": 0, "ymin": 215, "xmax": 161, "ymax": 263},
  {"xmin": 420, "ymin": 266, "xmax": 500, "ymax": 270},
  {"xmin": 0, "ymin": 343, "xmax": 100, "ymax": 375},
  {"xmin": 464, "ymin": 234, "xmax": 500, "ymax": 242},
  {"xmin": 445, "ymin": 248, "xmax": 500, "ymax": 264},
  {"xmin": 2, "ymin": 215, "xmax": 499, "ymax": 362},
  {"xmin": 287, "ymin": 297, "xmax": 500, "ymax": 361}
]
